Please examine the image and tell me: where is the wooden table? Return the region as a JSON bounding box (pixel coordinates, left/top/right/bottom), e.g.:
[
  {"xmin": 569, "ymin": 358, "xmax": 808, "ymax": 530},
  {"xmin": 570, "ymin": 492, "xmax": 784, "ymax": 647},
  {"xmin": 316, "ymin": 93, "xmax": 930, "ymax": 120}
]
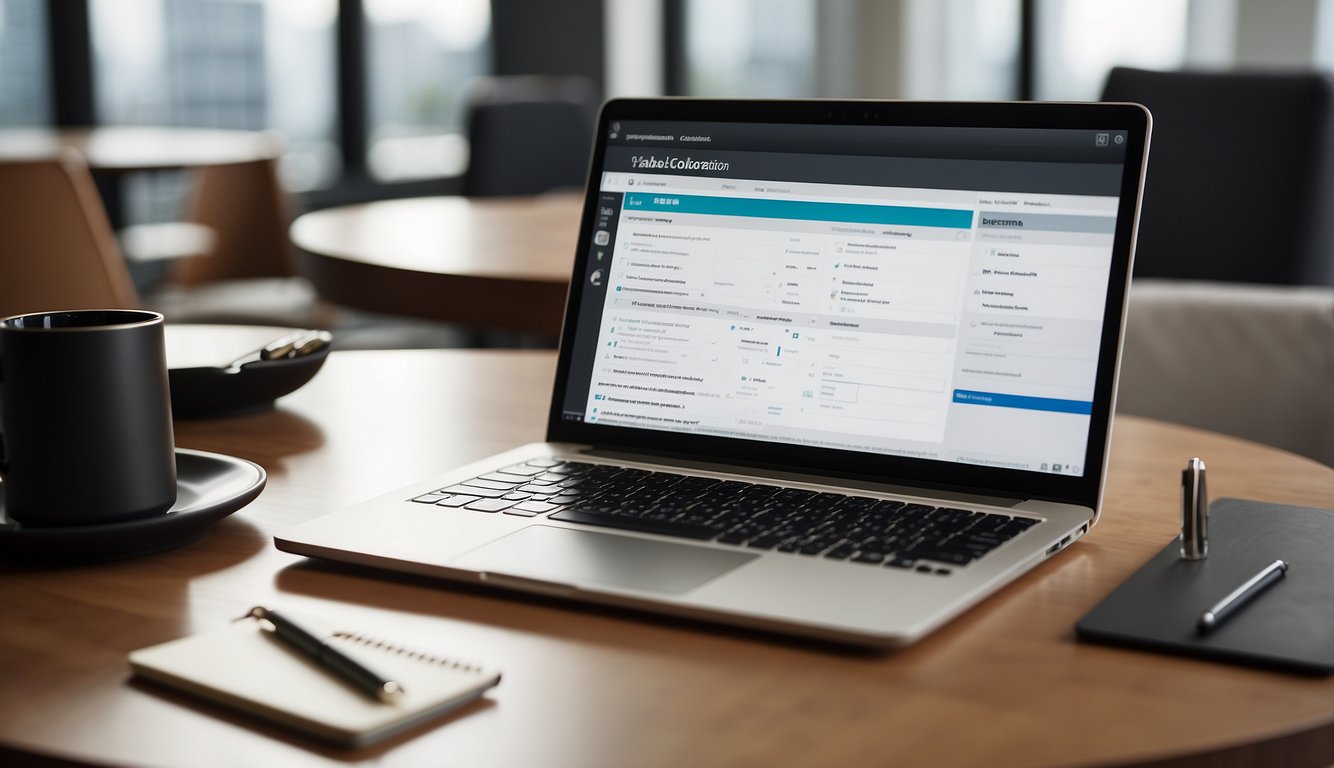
[
  {"xmin": 291, "ymin": 194, "xmax": 582, "ymax": 336},
  {"xmin": 3, "ymin": 349, "xmax": 1334, "ymax": 767},
  {"xmin": 0, "ymin": 126, "xmax": 278, "ymax": 171}
]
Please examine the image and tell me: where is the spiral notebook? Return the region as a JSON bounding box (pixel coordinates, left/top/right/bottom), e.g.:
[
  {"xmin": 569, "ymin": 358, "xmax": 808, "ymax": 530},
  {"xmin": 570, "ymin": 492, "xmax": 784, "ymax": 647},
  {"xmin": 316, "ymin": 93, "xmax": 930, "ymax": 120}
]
[{"xmin": 129, "ymin": 614, "xmax": 502, "ymax": 747}]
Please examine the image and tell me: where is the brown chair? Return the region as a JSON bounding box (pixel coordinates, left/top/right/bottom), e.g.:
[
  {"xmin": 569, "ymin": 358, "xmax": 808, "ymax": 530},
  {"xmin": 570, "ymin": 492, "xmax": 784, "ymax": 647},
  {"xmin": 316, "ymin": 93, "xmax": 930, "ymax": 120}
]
[
  {"xmin": 174, "ymin": 149, "xmax": 294, "ymax": 285},
  {"xmin": 0, "ymin": 151, "xmax": 327, "ymax": 329},
  {"xmin": 0, "ymin": 152, "xmax": 141, "ymax": 317},
  {"xmin": 152, "ymin": 139, "xmax": 331, "ymax": 327}
]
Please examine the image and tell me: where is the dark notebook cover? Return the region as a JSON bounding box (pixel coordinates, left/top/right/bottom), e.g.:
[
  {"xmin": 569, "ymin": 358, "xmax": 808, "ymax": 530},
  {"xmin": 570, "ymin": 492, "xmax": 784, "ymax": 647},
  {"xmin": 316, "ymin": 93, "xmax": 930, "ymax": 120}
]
[{"xmin": 1077, "ymin": 498, "xmax": 1334, "ymax": 674}]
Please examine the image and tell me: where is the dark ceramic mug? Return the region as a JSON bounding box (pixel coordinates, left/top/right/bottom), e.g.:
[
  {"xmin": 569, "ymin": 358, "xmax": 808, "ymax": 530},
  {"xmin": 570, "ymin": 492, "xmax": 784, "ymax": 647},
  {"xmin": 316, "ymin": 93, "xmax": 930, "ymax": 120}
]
[{"xmin": 0, "ymin": 309, "xmax": 176, "ymax": 527}]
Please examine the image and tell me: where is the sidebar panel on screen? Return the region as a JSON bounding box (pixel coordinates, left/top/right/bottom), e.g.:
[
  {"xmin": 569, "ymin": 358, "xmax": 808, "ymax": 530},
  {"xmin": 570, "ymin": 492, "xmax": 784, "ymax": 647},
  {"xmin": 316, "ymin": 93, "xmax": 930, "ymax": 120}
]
[{"xmin": 561, "ymin": 191, "xmax": 623, "ymax": 422}]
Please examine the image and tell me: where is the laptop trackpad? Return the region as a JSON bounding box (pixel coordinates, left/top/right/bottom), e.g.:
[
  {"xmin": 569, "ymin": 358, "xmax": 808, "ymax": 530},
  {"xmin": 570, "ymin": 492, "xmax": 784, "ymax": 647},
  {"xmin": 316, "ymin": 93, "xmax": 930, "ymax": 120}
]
[{"xmin": 452, "ymin": 525, "xmax": 757, "ymax": 595}]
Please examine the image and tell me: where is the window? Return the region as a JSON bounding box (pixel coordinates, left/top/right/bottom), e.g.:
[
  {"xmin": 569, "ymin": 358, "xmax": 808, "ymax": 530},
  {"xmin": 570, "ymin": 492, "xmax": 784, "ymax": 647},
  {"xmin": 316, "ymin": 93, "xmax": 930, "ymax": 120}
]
[
  {"xmin": 937, "ymin": 0, "xmax": 1020, "ymax": 99},
  {"xmin": 903, "ymin": 0, "xmax": 1020, "ymax": 100},
  {"xmin": 685, "ymin": 0, "xmax": 815, "ymax": 97},
  {"xmin": 1316, "ymin": 0, "xmax": 1334, "ymax": 70},
  {"xmin": 1034, "ymin": 0, "xmax": 1189, "ymax": 101},
  {"xmin": 364, "ymin": 0, "xmax": 491, "ymax": 182},
  {"xmin": 0, "ymin": 0, "xmax": 51, "ymax": 126},
  {"xmin": 90, "ymin": 0, "xmax": 339, "ymax": 191}
]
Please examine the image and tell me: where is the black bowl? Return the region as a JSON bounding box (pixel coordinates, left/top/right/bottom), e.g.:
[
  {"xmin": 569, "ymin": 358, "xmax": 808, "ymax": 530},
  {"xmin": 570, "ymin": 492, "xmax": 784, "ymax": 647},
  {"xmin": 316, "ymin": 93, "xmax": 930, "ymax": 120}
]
[{"xmin": 165, "ymin": 325, "xmax": 331, "ymax": 418}]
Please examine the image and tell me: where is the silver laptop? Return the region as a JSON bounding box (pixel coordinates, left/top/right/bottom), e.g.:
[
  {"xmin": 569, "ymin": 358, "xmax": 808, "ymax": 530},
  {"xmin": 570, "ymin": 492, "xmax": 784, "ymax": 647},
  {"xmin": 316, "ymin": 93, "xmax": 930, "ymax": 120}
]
[{"xmin": 278, "ymin": 99, "xmax": 1151, "ymax": 648}]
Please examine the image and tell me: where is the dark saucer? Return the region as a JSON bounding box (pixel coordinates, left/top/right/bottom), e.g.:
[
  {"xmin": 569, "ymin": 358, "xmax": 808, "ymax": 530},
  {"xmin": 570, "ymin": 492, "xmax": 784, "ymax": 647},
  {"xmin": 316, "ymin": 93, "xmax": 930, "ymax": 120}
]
[{"xmin": 0, "ymin": 449, "xmax": 266, "ymax": 561}]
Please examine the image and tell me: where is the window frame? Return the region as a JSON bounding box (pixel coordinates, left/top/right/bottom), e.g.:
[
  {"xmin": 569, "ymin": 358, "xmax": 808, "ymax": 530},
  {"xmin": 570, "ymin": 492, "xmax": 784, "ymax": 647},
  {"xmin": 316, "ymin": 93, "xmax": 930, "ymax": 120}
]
[
  {"xmin": 42, "ymin": 0, "xmax": 1045, "ymax": 206},
  {"xmin": 44, "ymin": 0, "xmax": 502, "ymax": 208}
]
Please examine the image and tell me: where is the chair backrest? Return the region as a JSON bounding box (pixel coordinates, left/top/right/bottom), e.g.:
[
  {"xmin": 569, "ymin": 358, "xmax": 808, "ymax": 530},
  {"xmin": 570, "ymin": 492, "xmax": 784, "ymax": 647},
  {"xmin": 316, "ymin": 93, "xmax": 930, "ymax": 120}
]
[
  {"xmin": 1118, "ymin": 279, "xmax": 1334, "ymax": 467},
  {"xmin": 1101, "ymin": 67, "xmax": 1334, "ymax": 286},
  {"xmin": 173, "ymin": 139, "xmax": 294, "ymax": 286},
  {"xmin": 461, "ymin": 75, "xmax": 599, "ymax": 197},
  {"xmin": 0, "ymin": 154, "xmax": 140, "ymax": 317}
]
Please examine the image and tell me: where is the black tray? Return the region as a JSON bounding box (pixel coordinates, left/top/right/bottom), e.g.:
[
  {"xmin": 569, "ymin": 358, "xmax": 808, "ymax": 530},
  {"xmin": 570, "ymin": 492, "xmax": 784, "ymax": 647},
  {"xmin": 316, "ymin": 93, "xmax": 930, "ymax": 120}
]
[{"xmin": 165, "ymin": 325, "xmax": 331, "ymax": 418}]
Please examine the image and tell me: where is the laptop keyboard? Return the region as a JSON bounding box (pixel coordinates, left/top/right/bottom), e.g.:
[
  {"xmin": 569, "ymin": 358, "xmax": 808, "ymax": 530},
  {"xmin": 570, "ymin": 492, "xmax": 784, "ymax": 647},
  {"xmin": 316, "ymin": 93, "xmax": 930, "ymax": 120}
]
[{"xmin": 411, "ymin": 460, "xmax": 1039, "ymax": 574}]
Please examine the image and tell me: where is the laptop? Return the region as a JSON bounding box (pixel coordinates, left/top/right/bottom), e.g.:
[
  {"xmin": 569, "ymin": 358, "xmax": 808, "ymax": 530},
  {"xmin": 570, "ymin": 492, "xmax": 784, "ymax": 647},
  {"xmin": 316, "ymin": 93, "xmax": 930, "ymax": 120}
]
[{"xmin": 277, "ymin": 99, "xmax": 1151, "ymax": 648}]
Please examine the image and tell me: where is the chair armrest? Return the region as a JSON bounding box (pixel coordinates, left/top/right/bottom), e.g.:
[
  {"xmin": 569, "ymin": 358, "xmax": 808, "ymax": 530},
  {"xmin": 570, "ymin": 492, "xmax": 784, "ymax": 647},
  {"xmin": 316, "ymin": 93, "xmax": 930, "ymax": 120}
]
[{"xmin": 1118, "ymin": 279, "xmax": 1334, "ymax": 466}]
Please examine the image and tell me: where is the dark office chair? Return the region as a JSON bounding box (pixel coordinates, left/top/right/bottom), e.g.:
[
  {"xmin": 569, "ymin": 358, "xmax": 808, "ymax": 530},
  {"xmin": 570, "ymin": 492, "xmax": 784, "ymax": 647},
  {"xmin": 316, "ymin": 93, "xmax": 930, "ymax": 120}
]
[
  {"xmin": 461, "ymin": 75, "xmax": 600, "ymax": 197},
  {"xmin": 1101, "ymin": 67, "xmax": 1334, "ymax": 285}
]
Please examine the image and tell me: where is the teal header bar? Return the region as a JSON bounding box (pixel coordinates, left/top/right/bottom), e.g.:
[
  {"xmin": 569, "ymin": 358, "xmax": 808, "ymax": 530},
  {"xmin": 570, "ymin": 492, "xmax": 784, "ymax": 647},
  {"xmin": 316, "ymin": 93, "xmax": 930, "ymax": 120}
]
[{"xmin": 623, "ymin": 192, "xmax": 974, "ymax": 229}]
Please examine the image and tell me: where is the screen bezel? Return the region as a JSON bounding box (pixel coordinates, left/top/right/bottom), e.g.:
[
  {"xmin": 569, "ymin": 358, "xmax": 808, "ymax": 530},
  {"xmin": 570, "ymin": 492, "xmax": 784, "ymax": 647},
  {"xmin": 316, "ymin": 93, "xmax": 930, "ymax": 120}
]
[{"xmin": 545, "ymin": 98, "xmax": 1150, "ymax": 510}]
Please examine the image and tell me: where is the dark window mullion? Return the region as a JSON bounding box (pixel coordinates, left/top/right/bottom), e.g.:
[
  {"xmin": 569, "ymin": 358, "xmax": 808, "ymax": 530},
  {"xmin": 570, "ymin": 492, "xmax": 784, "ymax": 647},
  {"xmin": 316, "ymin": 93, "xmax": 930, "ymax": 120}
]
[
  {"xmin": 1018, "ymin": 0, "xmax": 1036, "ymax": 101},
  {"xmin": 662, "ymin": 0, "xmax": 686, "ymax": 96},
  {"xmin": 46, "ymin": 0, "xmax": 96, "ymax": 125},
  {"xmin": 336, "ymin": 0, "xmax": 369, "ymax": 179}
]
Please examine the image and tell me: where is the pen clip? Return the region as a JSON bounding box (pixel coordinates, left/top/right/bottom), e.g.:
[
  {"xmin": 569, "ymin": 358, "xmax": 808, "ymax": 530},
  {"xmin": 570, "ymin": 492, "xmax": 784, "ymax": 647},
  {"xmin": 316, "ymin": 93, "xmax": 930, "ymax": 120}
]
[
  {"xmin": 1180, "ymin": 457, "xmax": 1208, "ymax": 560},
  {"xmin": 238, "ymin": 606, "xmax": 282, "ymax": 634}
]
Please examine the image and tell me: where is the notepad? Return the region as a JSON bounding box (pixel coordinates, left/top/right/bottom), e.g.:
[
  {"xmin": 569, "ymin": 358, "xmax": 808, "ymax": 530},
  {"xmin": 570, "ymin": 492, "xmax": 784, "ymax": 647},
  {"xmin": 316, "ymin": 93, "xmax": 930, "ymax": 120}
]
[
  {"xmin": 129, "ymin": 615, "xmax": 501, "ymax": 747},
  {"xmin": 1077, "ymin": 498, "xmax": 1334, "ymax": 674}
]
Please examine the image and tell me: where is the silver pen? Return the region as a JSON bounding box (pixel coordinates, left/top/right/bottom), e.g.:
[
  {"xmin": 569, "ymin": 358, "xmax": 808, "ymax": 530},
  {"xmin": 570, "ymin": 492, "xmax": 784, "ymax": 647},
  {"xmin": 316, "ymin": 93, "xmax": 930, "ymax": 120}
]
[{"xmin": 1197, "ymin": 560, "xmax": 1289, "ymax": 634}]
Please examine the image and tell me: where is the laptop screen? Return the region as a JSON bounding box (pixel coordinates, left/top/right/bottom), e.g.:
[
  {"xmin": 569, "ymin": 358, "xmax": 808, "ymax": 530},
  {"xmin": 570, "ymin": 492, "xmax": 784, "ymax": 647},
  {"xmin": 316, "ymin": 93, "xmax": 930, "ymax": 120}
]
[{"xmin": 549, "ymin": 100, "xmax": 1149, "ymax": 507}]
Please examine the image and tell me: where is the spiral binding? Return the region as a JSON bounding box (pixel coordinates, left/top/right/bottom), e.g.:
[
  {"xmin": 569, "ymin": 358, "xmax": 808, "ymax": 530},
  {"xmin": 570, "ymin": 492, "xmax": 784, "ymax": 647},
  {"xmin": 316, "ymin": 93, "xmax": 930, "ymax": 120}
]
[{"xmin": 331, "ymin": 631, "xmax": 483, "ymax": 673}]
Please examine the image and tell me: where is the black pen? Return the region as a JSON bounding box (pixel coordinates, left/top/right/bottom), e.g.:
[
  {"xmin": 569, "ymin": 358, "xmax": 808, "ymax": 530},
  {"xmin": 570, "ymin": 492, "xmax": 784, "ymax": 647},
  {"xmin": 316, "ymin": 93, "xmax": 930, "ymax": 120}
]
[
  {"xmin": 246, "ymin": 606, "xmax": 405, "ymax": 703},
  {"xmin": 1197, "ymin": 560, "xmax": 1289, "ymax": 634}
]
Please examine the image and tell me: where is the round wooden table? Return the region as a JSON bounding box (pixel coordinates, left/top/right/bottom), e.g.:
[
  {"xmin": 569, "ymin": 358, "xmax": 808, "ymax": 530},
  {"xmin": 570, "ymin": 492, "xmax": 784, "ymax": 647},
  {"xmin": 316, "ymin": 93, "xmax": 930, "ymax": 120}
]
[
  {"xmin": 290, "ymin": 194, "xmax": 582, "ymax": 336},
  {"xmin": 2, "ymin": 348, "xmax": 1334, "ymax": 767},
  {"xmin": 0, "ymin": 126, "xmax": 278, "ymax": 171}
]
